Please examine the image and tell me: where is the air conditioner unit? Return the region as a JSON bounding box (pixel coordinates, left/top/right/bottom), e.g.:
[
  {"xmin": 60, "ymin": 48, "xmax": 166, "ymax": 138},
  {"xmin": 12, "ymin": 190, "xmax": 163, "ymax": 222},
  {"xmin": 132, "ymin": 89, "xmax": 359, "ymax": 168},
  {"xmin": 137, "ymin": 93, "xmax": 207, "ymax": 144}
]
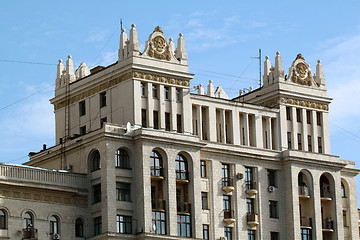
[
  {"xmin": 268, "ymin": 186, "xmax": 276, "ymax": 192},
  {"xmin": 236, "ymin": 173, "xmax": 244, "ymax": 180},
  {"xmin": 53, "ymin": 233, "xmax": 60, "ymax": 239}
]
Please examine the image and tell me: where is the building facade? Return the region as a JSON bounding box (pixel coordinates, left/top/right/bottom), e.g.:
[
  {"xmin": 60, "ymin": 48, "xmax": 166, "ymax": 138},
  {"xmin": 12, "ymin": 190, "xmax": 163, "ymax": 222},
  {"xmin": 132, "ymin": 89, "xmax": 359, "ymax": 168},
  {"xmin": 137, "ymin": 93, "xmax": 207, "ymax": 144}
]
[{"xmin": 0, "ymin": 25, "xmax": 358, "ymax": 240}]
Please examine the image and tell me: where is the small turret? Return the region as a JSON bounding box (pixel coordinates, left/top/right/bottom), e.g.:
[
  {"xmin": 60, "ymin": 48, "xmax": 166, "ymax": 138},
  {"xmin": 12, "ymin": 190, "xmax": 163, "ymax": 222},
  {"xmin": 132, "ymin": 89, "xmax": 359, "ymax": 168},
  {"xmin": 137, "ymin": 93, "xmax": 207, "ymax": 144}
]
[
  {"xmin": 66, "ymin": 55, "xmax": 75, "ymax": 83},
  {"xmin": 175, "ymin": 33, "xmax": 188, "ymax": 64},
  {"xmin": 119, "ymin": 28, "xmax": 128, "ymax": 60},
  {"xmin": 56, "ymin": 59, "xmax": 64, "ymax": 89},
  {"xmin": 263, "ymin": 56, "xmax": 271, "ymax": 86},
  {"xmin": 274, "ymin": 52, "xmax": 285, "ymax": 82},
  {"xmin": 207, "ymin": 80, "xmax": 215, "ymax": 97},
  {"xmin": 129, "ymin": 24, "xmax": 140, "ymax": 56},
  {"xmin": 315, "ymin": 60, "xmax": 326, "ymax": 88}
]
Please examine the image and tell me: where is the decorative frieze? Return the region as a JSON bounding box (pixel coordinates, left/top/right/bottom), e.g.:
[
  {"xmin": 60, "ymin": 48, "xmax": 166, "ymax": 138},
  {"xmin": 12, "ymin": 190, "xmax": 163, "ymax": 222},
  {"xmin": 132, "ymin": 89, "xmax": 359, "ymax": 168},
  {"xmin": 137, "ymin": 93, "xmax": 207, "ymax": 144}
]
[{"xmin": 259, "ymin": 96, "xmax": 329, "ymax": 111}]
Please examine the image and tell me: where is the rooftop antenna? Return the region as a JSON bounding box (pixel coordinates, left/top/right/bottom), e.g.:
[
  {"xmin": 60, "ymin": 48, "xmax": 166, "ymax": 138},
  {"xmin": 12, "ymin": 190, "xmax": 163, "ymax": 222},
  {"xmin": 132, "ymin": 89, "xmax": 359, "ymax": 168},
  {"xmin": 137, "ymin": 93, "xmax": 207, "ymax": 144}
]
[
  {"xmin": 251, "ymin": 49, "xmax": 262, "ymax": 88},
  {"xmin": 120, "ymin": 18, "xmax": 123, "ymax": 30}
]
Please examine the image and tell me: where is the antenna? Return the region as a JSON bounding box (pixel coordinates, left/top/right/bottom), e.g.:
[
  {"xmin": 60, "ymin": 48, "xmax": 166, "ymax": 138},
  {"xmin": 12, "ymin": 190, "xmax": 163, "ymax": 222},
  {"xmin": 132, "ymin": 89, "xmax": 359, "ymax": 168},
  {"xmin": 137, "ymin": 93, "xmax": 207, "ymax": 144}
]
[
  {"xmin": 120, "ymin": 18, "xmax": 123, "ymax": 30},
  {"xmin": 251, "ymin": 49, "xmax": 262, "ymax": 88}
]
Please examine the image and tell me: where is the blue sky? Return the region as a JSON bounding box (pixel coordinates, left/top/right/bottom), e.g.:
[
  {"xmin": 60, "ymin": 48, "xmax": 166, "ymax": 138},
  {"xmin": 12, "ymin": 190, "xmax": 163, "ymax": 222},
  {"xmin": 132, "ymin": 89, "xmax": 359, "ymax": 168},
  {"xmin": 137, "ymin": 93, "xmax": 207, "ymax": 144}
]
[{"xmin": 1, "ymin": 1, "xmax": 360, "ymax": 202}]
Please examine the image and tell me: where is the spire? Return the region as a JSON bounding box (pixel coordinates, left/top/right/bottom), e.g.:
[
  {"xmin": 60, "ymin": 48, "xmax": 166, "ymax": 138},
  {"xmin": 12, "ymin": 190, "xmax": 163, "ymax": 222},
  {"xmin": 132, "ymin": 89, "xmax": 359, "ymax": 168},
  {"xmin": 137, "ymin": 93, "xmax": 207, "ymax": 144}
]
[
  {"xmin": 129, "ymin": 24, "xmax": 140, "ymax": 56},
  {"xmin": 66, "ymin": 55, "xmax": 75, "ymax": 83},
  {"xmin": 207, "ymin": 80, "xmax": 215, "ymax": 97},
  {"xmin": 119, "ymin": 28, "xmax": 128, "ymax": 60},
  {"xmin": 175, "ymin": 33, "xmax": 188, "ymax": 64},
  {"xmin": 263, "ymin": 56, "xmax": 271, "ymax": 86},
  {"xmin": 315, "ymin": 60, "xmax": 326, "ymax": 88},
  {"xmin": 274, "ymin": 51, "xmax": 284, "ymax": 82},
  {"xmin": 56, "ymin": 59, "xmax": 64, "ymax": 88}
]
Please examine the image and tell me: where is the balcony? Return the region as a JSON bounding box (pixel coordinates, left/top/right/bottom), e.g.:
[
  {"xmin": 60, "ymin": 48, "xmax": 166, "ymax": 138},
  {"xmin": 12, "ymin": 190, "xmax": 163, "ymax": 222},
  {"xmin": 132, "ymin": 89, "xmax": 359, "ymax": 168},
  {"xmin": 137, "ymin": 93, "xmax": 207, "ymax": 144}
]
[
  {"xmin": 222, "ymin": 178, "xmax": 234, "ymax": 193},
  {"xmin": 223, "ymin": 210, "xmax": 236, "ymax": 225},
  {"xmin": 152, "ymin": 199, "xmax": 165, "ymax": 211},
  {"xmin": 320, "ymin": 189, "xmax": 332, "ymax": 201},
  {"xmin": 298, "ymin": 185, "xmax": 310, "ymax": 198},
  {"xmin": 176, "ymin": 170, "xmax": 189, "ymax": 183},
  {"xmin": 322, "ymin": 218, "xmax": 334, "ymax": 232},
  {"xmin": 246, "ymin": 213, "xmax": 259, "ymax": 227},
  {"xmin": 151, "ymin": 167, "xmax": 164, "ymax": 180},
  {"xmin": 177, "ymin": 202, "xmax": 191, "ymax": 214},
  {"xmin": 245, "ymin": 181, "xmax": 257, "ymax": 196},
  {"xmin": 22, "ymin": 228, "xmax": 38, "ymax": 239},
  {"xmin": 300, "ymin": 217, "xmax": 312, "ymax": 229}
]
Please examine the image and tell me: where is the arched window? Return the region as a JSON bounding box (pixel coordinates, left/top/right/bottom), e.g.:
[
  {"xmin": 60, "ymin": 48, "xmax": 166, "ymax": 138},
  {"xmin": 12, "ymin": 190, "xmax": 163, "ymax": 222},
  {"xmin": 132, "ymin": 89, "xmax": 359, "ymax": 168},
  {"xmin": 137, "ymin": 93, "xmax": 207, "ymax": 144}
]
[
  {"xmin": 320, "ymin": 175, "xmax": 331, "ymax": 198},
  {"xmin": 341, "ymin": 182, "xmax": 346, "ymax": 198},
  {"xmin": 24, "ymin": 212, "xmax": 33, "ymax": 229},
  {"xmin": 0, "ymin": 210, "xmax": 6, "ymax": 229},
  {"xmin": 75, "ymin": 218, "xmax": 84, "ymax": 237},
  {"xmin": 50, "ymin": 215, "xmax": 59, "ymax": 234},
  {"xmin": 90, "ymin": 150, "xmax": 100, "ymax": 171},
  {"xmin": 150, "ymin": 151, "xmax": 163, "ymax": 177},
  {"xmin": 175, "ymin": 154, "xmax": 188, "ymax": 180},
  {"xmin": 115, "ymin": 149, "xmax": 130, "ymax": 169}
]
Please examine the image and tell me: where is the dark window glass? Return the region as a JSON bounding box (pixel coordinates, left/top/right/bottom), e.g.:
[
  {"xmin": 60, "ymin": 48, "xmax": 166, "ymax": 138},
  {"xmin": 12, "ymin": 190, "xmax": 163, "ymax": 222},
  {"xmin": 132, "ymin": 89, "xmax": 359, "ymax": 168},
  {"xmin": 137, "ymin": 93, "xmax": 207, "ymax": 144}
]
[
  {"xmin": 79, "ymin": 100, "xmax": 86, "ymax": 116},
  {"xmin": 141, "ymin": 83, "xmax": 146, "ymax": 97},
  {"xmin": 164, "ymin": 86, "xmax": 169, "ymax": 100},
  {"xmin": 94, "ymin": 217, "xmax": 102, "ymax": 236},
  {"xmin": 286, "ymin": 107, "xmax": 291, "ymax": 120},
  {"xmin": 152, "ymin": 211, "xmax": 166, "ymax": 235},
  {"xmin": 296, "ymin": 109, "xmax": 302, "ymax": 122},
  {"xmin": 287, "ymin": 132, "xmax": 292, "ymax": 149},
  {"xmin": 100, "ymin": 117, "xmax": 107, "ymax": 128},
  {"xmin": 93, "ymin": 184, "xmax": 101, "ymax": 204},
  {"xmin": 24, "ymin": 212, "xmax": 33, "ymax": 229},
  {"xmin": 222, "ymin": 163, "xmax": 231, "ymax": 187},
  {"xmin": 225, "ymin": 227, "xmax": 232, "ymax": 240},
  {"xmin": 245, "ymin": 167, "xmax": 255, "ymax": 190},
  {"xmin": 152, "ymin": 85, "xmax": 158, "ymax": 99},
  {"xmin": 203, "ymin": 224, "xmax": 209, "ymax": 239},
  {"xmin": 200, "ymin": 160, "xmax": 207, "ymax": 178},
  {"xmin": 80, "ymin": 126, "xmax": 86, "ymax": 136},
  {"xmin": 316, "ymin": 112, "xmax": 322, "ymax": 126},
  {"xmin": 115, "ymin": 149, "xmax": 130, "ymax": 168},
  {"xmin": 341, "ymin": 182, "xmax": 346, "ymax": 198},
  {"xmin": 300, "ymin": 228, "xmax": 312, "ymax": 240},
  {"xmin": 308, "ymin": 135, "xmax": 312, "ymax": 152},
  {"xmin": 153, "ymin": 111, "xmax": 159, "ymax": 129},
  {"xmin": 176, "ymin": 88, "xmax": 181, "ymax": 102},
  {"xmin": 343, "ymin": 210, "xmax": 347, "ymax": 227},
  {"xmin": 50, "ymin": 216, "xmax": 59, "ymax": 234},
  {"xmin": 269, "ymin": 200, "xmax": 278, "ymax": 218},
  {"xmin": 318, "ymin": 137, "xmax": 322, "ymax": 153},
  {"xmin": 116, "ymin": 182, "xmax": 131, "ymax": 201},
  {"xmin": 306, "ymin": 110, "xmax": 311, "ymax": 124},
  {"xmin": 142, "ymin": 109, "xmax": 147, "ymax": 127},
  {"xmin": 75, "ymin": 218, "xmax": 84, "ymax": 237},
  {"xmin": 177, "ymin": 114, "xmax": 182, "ymax": 133},
  {"xmin": 268, "ymin": 170, "xmax": 276, "ymax": 187},
  {"xmin": 177, "ymin": 214, "xmax": 191, "ymax": 237},
  {"xmin": 0, "ymin": 210, "xmax": 6, "ymax": 229},
  {"xmin": 248, "ymin": 230, "xmax": 256, "ymax": 240},
  {"xmin": 165, "ymin": 113, "xmax": 170, "ymax": 131},
  {"xmin": 223, "ymin": 195, "xmax": 231, "ymax": 218},
  {"xmin": 91, "ymin": 151, "xmax": 100, "ymax": 171},
  {"xmin": 150, "ymin": 151, "xmax": 163, "ymax": 177},
  {"xmin": 271, "ymin": 232, "xmax": 279, "ymax": 240},
  {"xmin": 117, "ymin": 215, "xmax": 132, "ymax": 234},
  {"xmin": 202, "ymin": 192, "xmax": 209, "ymax": 210},
  {"xmin": 298, "ymin": 133, "xmax": 302, "ymax": 150},
  {"xmin": 175, "ymin": 154, "xmax": 188, "ymax": 180},
  {"xmin": 100, "ymin": 92, "xmax": 106, "ymax": 108},
  {"xmin": 247, "ymin": 198, "xmax": 254, "ymax": 213}
]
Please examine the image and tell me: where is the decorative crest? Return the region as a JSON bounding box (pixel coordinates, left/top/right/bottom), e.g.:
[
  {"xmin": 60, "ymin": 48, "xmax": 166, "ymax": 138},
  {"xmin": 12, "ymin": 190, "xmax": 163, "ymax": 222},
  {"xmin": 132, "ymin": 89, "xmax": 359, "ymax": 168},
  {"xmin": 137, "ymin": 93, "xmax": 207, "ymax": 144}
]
[
  {"xmin": 153, "ymin": 26, "xmax": 163, "ymax": 33},
  {"xmin": 295, "ymin": 53, "xmax": 305, "ymax": 61},
  {"xmin": 289, "ymin": 54, "xmax": 314, "ymax": 86}
]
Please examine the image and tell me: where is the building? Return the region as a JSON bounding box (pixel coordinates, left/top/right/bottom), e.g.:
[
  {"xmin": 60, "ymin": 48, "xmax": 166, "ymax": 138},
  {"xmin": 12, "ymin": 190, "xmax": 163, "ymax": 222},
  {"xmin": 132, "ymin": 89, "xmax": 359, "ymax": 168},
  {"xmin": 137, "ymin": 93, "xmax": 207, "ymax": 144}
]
[{"xmin": 0, "ymin": 25, "xmax": 358, "ymax": 240}]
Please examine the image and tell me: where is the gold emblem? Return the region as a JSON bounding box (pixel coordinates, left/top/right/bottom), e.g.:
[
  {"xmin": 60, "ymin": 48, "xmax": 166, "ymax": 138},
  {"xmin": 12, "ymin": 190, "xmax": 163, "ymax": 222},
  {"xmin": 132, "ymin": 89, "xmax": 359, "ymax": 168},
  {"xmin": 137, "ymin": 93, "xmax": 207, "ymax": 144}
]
[{"xmin": 154, "ymin": 36, "xmax": 166, "ymax": 52}]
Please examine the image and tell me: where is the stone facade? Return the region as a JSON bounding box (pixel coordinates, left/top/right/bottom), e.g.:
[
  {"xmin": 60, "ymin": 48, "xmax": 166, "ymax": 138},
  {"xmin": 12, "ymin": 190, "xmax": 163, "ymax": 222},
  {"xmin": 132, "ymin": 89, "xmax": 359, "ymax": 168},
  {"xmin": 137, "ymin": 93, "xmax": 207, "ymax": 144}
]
[{"xmin": 0, "ymin": 25, "xmax": 358, "ymax": 240}]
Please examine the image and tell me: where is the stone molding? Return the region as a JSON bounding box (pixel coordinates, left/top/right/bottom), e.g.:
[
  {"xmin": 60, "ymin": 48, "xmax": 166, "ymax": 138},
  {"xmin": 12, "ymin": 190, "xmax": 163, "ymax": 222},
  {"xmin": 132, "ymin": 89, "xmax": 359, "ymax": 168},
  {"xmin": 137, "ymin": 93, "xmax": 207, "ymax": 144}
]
[{"xmin": 259, "ymin": 96, "xmax": 329, "ymax": 110}]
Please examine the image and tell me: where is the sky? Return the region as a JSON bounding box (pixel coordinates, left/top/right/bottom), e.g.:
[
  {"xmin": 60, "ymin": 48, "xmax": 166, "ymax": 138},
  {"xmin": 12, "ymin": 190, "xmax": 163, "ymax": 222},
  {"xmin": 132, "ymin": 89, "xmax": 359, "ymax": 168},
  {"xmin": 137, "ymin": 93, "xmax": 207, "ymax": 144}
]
[{"xmin": 0, "ymin": 1, "xmax": 360, "ymax": 203}]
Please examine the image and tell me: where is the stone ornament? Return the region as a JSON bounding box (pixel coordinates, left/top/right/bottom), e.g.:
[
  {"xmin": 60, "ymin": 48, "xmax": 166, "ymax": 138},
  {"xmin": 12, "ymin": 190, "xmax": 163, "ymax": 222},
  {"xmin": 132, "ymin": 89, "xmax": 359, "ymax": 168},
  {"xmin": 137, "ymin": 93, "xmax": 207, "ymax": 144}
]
[
  {"xmin": 288, "ymin": 54, "xmax": 316, "ymax": 86},
  {"xmin": 259, "ymin": 96, "xmax": 329, "ymax": 111}
]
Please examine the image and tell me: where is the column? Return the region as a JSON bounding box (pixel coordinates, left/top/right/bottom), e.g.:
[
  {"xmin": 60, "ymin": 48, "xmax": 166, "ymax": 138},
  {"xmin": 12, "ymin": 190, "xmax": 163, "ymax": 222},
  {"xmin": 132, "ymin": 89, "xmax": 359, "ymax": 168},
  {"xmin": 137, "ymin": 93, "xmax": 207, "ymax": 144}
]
[
  {"xmin": 232, "ymin": 110, "xmax": 240, "ymax": 145},
  {"xmin": 311, "ymin": 111, "xmax": 318, "ymax": 152},
  {"xmin": 182, "ymin": 88, "xmax": 191, "ymax": 134},
  {"xmin": 221, "ymin": 109, "xmax": 226, "ymax": 143},
  {"xmin": 291, "ymin": 107, "xmax": 297, "ymax": 149},
  {"xmin": 170, "ymin": 86, "xmax": 177, "ymax": 131},
  {"xmin": 244, "ymin": 113, "xmax": 250, "ymax": 146},
  {"xmin": 208, "ymin": 106, "xmax": 217, "ymax": 142},
  {"xmin": 322, "ymin": 112, "xmax": 331, "ymax": 154},
  {"xmin": 159, "ymin": 85, "xmax": 165, "ymax": 130},
  {"xmin": 196, "ymin": 105, "xmax": 202, "ymax": 139},
  {"xmin": 147, "ymin": 82, "xmax": 154, "ymax": 128},
  {"xmin": 267, "ymin": 117, "xmax": 272, "ymax": 149},
  {"xmin": 278, "ymin": 105, "xmax": 288, "ymax": 151},
  {"xmin": 301, "ymin": 109, "xmax": 308, "ymax": 151},
  {"xmin": 255, "ymin": 114, "xmax": 263, "ymax": 148}
]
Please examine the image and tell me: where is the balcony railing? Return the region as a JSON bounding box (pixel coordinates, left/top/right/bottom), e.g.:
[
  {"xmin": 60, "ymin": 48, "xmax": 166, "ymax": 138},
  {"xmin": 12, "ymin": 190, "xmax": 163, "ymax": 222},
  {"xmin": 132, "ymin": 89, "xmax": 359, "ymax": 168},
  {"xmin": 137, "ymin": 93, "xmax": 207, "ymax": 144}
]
[
  {"xmin": 320, "ymin": 189, "xmax": 332, "ymax": 199},
  {"xmin": 177, "ymin": 202, "xmax": 191, "ymax": 214},
  {"xmin": 246, "ymin": 213, "xmax": 259, "ymax": 226},
  {"xmin": 22, "ymin": 228, "xmax": 37, "ymax": 239},
  {"xmin": 223, "ymin": 209, "xmax": 235, "ymax": 224},
  {"xmin": 300, "ymin": 217, "xmax": 312, "ymax": 228},
  {"xmin": 298, "ymin": 185, "xmax": 310, "ymax": 197},
  {"xmin": 245, "ymin": 180, "xmax": 256, "ymax": 190},
  {"xmin": 176, "ymin": 170, "xmax": 189, "ymax": 181},
  {"xmin": 150, "ymin": 167, "xmax": 164, "ymax": 178},
  {"xmin": 152, "ymin": 199, "xmax": 165, "ymax": 211},
  {"xmin": 222, "ymin": 177, "xmax": 233, "ymax": 187},
  {"xmin": 322, "ymin": 218, "xmax": 334, "ymax": 231}
]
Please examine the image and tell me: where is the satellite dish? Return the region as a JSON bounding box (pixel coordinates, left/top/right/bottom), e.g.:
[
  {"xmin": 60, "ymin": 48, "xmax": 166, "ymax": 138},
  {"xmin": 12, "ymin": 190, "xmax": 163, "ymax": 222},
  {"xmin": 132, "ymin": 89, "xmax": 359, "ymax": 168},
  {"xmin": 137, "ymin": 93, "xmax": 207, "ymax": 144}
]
[{"xmin": 126, "ymin": 122, "xmax": 131, "ymax": 132}]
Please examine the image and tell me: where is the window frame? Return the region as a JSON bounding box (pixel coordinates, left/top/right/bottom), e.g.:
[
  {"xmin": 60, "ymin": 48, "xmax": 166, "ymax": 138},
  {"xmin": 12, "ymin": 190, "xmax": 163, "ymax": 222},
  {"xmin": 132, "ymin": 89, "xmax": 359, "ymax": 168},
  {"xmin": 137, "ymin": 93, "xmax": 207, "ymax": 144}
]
[
  {"xmin": 116, "ymin": 182, "xmax": 131, "ymax": 202},
  {"xmin": 0, "ymin": 210, "xmax": 6, "ymax": 229},
  {"xmin": 75, "ymin": 218, "xmax": 84, "ymax": 237},
  {"xmin": 116, "ymin": 215, "xmax": 132, "ymax": 234},
  {"xmin": 100, "ymin": 92, "xmax": 107, "ymax": 108},
  {"xmin": 49, "ymin": 215, "xmax": 59, "ymax": 235},
  {"xmin": 175, "ymin": 154, "xmax": 188, "ymax": 180},
  {"xmin": 201, "ymin": 192, "xmax": 209, "ymax": 210},
  {"xmin": 152, "ymin": 211, "xmax": 166, "ymax": 235},
  {"xmin": 203, "ymin": 224, "xmax": 209, "ymax": 240},
  {"xmin": 152, "ymin": 84, "xmax": 158, "ymax": 99},
  {"xmin": 269, "ymin": 200, "xmax": 278, "ymax": 218},
  {"xmin": 79, "ymin": 100, "xmax": 86, "ymax": 116},
  {"xmin": 93, "ymin": 217, "xmax": 102, "ymax": 236},
  {"xmin": 200, "ymin": 160, "xmax": 207, "ymax": 178},
  {"xmin": 93, "ymin": 184, "xmax": 101, "ymax": 204},
  {"xmin": 24, "ymin": 212, "xmax": 34, "ymax": 229},
  {"xmin": 115, "ymin": 149, "xmax": 130, "ymax": 169},
  {"xmin": 150, "ymin": 151, "xmax": 163, "ymax": 177},
  {"xmin": 177, "ymin": 214, "xmax": 191, "ymax": 237}
]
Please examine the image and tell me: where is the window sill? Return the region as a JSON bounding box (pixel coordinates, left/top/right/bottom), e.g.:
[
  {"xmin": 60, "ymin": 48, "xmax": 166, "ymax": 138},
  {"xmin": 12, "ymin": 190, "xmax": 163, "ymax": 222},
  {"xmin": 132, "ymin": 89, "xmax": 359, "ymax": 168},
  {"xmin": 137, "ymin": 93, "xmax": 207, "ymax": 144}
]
[{"xmin": 115, "ymin": 167, "xmax": 132, "ymax": 170}]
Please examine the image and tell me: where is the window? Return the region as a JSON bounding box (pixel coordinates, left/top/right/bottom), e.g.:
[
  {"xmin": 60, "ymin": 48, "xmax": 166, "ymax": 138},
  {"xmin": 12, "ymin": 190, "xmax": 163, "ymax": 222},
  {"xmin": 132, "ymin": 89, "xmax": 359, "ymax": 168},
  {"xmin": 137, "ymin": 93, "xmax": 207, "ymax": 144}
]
[
  {"xmin": 316, "ymin": 112, "xmax": 322, "ymax": 125},
  {"xmin": 141, "ymin": 82, "xmax": 146, "ymax": 97},
  {"xmin": 150, "ymin": 151, "xmax": 163, "ymax": 177},
  {"xmin": 90, "ymin": 150, "xmax": 100, "ymax": 171},
  {"xmin": 115, "ymin": 149, "xmax": 130, "ymax": 169},
  {"xmin": 245, "ymin": 167, "xmax": 255, "ymax": 190},
  {"xmin": 100, "ymin": 117, "xmax": 107, "ymax": 128},
  {"xmin": 153, "ymin": 111, "xmax": 159, "ymax": 129},
  {"xmin": 301, "ymin": 228, "xmax": 312, "ymax": 240},
  {"xmin": 247, "ymin": 198, "xmax": 254, "ymax": 213},
  {"xmin": 152, "ymin": 85, "xmax": 158, "ymax": 99},
  {"xmin": 50, "ymin": 215, "xmax": 59, "ymax": 234},
  {"xmin": 93, "ymin": 184, "xmax": 101, "ymax": 204},
  {"xmin": 296, "ymin": 109, "xmax": 302, "ymax": 122},
  {"xmin": 248, "ymin": 230, "xmax": 256, "ymax": 240},
  {"xmin": 286, "ymin": 107, "xmax": 291, "ymax": 120},
  {"xmin": 202, "ymin": 192, "xmax": 209, "ymax": 210},
  {"xmin": 80, "ymin": 126, "xmax": 86, "ymax": 136},
  {"xmin": 24, "ymin": 212, "xmax": 33, "ymax": 229},
  {"xmin": 152, "ymin": 211, "xmax": 166, "ymax": 235},
  {"xmin": 343, "ymin": 210, "xmax": 347, "ymax": 227},
  {"xmin": 203, "ymin": 224, "xmax": 209, "ymax": 240},
  {"xmin": 94, "ymin": 217, "xmax": 102, "ymax": 236},
  {"xmin": 269, "ymin": 200, "xmax": 278, "ymax": 218},
  {"xmin": 176, "ymin": 88, "xmax": 181, "ymax": 102},
  {"xmin": 79, "ymin": 100, "xmax": 86, "ymax": 116},
  {"xmin": 306, "ymin": 110, "xmax": 311, "ymax": 124},
  {"xmin": 271, "ymin": 232, "xmax": 279, "ymax": 240},
  {"xmin": 267, "ymin": 169, "xmax": 276, "ymax": 187},
  {"xmin": 116, "ymin": 182, "xmax": 131, "ymax": 201},
  {"xmin": 100, "ymin": 92, "xmax": 106, "ymax": 108},
  {"xmin": 0, "ymin": 210, "xmax": 6, "ymax": 229},
  {"xmin": 177, "ymin": 214, "xmax": 191, "ymax": 237},
  {"xmin": 117, "ymin": 215, "xmax": 132, "ymax": 234},
  {"xmin": 223, "ymin": 195, "xmax": 232, "ymax": 218},
  {"xmin": 222, "ymin": 163, "xmax": 232, "ymax": 187},
  {"xmin": 165, "ymin": 112, "xmax": 170, "ymax": 131},
  {"xmin": 298, "ymin": 133, "xmax": 302, "ymax": 150},
  {"xmin": 287, "ymin": 132, "xmax": 292, "ymax": 149},
  {"xmin": 175, "ymin": 154, "xmax": 188, "ymax": 180},
  {"xmin": 318, "ymin": 137, "xmax": 322, "ymax": 153},
  {"xmin": 164, "ymin": 86, "xmax": 169, "ymax": 100},
  {"xmin": 341, "ymin": 182, "xmax": 346, "ymax": 198},
  {"xmin": 177, "ymin": 114, "xmax": 182, "ymax": 133},
  {"xmin": 200, "ymin": 160, "xmax": 207, "ymax": 178},
  {"xmin": 308, "ymin": 135, "xmax": 312, "ymax": 152},
  {"xmin": 224, "ymin": 227, "xmax": 232, "ymax": 240},
  {"xmin": 142, "ymin": 109, "xmax": 147, "ymax": 127},
  {"xmin": 75, "ymin": 218, "xmax": 84, "ymax": 237}
]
